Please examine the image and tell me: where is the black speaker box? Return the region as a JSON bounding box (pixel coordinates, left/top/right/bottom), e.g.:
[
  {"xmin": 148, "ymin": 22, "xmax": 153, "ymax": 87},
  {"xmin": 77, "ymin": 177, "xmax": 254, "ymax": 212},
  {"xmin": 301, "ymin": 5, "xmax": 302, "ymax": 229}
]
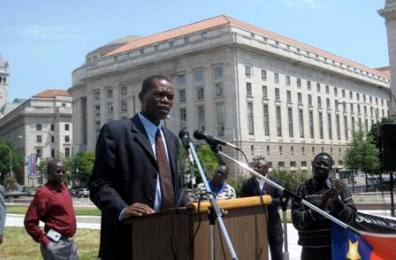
[{"xmin": 380, "ymin": 123, "xmax": 396, "ymax": 171}]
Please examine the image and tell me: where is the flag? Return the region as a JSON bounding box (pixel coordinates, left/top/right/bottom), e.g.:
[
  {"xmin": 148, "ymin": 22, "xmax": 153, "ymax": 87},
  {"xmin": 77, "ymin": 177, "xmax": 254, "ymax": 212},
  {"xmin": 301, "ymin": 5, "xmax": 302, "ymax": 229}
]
[
  {"xmin": 27, "ymin": 154, "xmax": 37, "ymax": 177},
  {"xmin": 332, "ymin": 212, "xmax": 396, "ymax": 260}
]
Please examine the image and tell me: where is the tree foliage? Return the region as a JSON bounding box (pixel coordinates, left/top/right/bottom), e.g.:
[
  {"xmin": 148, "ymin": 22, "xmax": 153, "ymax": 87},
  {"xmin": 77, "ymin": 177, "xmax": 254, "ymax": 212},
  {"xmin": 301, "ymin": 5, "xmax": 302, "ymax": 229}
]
[
  {"xmin": 0, "ymin": 137, "xmax": 24, "ymax": 183},
  {"xmin": 196, "ymin": 144, "xmax": 221, "ymax": 177},
  {"xmin": 367, "ymin": 117, "xmax": 396, "ymax": 148},
  {"xmin": 64, "ymin": 151, "xmax": 95, "ymax": 186},
  {"xmin": 344, "ymin": 130, "xmax": 379, "ymax": 175},
  {"xmin": 271, "ymin": 169, "xmax": 310, "ymax": 192}
]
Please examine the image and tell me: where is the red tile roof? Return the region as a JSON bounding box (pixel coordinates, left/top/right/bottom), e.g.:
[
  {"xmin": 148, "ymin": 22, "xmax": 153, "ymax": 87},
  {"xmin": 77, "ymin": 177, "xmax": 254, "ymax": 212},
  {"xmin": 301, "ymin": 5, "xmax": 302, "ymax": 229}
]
[
  {"xmin": 105, "ymin": 15, "xmax": 389, "ymax": 80},
  {"xmin": 33, "ymin": 89, "xmax": 70, "ymax": 98},
  {"xmin": 375, "ymin": 66, "xmax": 391, "ymax": 78}
]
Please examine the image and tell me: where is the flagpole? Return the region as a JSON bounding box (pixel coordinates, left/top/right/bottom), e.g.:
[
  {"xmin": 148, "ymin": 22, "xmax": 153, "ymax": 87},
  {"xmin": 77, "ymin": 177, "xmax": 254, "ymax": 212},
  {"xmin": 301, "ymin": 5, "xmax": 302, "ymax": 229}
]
[{"xmin": 217, "ymin": 151, "xmax": 360, "ymax": 234}]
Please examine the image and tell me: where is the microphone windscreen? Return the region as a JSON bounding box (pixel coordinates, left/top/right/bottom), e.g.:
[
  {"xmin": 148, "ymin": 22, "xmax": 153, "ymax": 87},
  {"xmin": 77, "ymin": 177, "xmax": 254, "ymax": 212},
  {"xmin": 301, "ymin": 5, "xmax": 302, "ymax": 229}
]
[
  {"xmin": 178, "ymin": 130, "xmax": 189, "ymax": 139},
  {"xmin": 193, "ymin": 130, "xmax": 205, "ymax": 140}
]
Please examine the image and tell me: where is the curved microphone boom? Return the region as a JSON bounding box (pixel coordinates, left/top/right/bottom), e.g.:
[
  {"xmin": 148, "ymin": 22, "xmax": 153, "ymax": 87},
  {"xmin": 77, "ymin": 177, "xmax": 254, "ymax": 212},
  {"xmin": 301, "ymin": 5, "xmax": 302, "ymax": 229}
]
[{"xmin": 193, "ymin": 130, "xmax": 240, "ymax": 150}]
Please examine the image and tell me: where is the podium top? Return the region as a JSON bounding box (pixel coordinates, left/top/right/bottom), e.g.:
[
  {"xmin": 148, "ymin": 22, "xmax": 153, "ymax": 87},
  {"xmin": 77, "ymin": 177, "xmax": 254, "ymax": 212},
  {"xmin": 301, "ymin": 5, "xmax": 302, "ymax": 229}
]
[{"xmin": 190, "ymin": 195, "xmax": 272, "ymax": 213}]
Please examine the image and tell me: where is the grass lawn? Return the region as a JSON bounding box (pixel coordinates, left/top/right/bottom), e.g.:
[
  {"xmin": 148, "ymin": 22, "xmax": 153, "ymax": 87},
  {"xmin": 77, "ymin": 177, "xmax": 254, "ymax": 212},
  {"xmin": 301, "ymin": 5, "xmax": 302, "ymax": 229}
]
[
  {"xmin": 0, "ymin": 227, "xmax": 99, "ymax": 260},
  {"xmin": 6, "ymin": 205, "xmax": 101, "ymax": 216}
]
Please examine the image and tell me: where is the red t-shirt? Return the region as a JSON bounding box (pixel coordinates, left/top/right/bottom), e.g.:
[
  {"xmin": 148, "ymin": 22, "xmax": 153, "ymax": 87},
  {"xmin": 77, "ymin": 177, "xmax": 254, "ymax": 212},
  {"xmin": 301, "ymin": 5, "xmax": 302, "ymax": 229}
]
[{"xmin": 24, "ymin": 183, "xmax": 76, "ymax": 245}]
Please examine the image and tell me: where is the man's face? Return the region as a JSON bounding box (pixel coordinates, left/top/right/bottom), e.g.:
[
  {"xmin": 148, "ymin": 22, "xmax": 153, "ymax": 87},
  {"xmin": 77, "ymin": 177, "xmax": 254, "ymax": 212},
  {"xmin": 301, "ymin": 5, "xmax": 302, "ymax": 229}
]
[
  {"xmin": 140, "ymin": 79, "xmax": 175, "ymax": 124},
  {"xmin": 313, "ymin": 156, "xmax": 332, "ymax": 180},
  {"xmin": 253, "ymin": 160, "xmax": 269, "ymax": 177},
  {"xmin": 48, "ymin": 162, "xmax": 66, "ymax": 185},
  {"xmin": 212, "ymin": 167, "xmax": 228, "ymax": 186}
]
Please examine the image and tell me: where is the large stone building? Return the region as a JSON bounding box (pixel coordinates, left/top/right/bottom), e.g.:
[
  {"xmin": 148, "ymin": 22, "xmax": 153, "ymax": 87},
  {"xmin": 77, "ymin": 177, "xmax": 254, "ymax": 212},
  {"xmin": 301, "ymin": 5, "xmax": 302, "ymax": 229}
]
[
  {"xmin": 69, "ymin": 16, "xmax": 390, "ymax": 176},
  {"xmin": 0, "ymin": 89, "xmax": 73, "ymax": 186},
  {"xmin": 379, "ymin": 0, "xmax": 396, "ymax": 118}
]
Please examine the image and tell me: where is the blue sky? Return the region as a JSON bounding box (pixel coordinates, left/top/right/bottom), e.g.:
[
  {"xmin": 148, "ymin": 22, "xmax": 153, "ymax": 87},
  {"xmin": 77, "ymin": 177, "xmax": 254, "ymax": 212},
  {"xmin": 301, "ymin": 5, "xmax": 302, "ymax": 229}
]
[{"xmin": 0, "ymin": 0, "xmax": 389, "ymax": 100}]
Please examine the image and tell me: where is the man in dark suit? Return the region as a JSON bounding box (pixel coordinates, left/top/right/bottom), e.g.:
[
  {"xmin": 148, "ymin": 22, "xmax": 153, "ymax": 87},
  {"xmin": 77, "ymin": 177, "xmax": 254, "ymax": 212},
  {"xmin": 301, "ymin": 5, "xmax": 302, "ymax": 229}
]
[
  {"xmin": 240, "ymin": 157, "xmax": 284, "ymax": 260},
  {"xmin": 89, "ymin": 75, "xmax": 188, "ymax": 260}
]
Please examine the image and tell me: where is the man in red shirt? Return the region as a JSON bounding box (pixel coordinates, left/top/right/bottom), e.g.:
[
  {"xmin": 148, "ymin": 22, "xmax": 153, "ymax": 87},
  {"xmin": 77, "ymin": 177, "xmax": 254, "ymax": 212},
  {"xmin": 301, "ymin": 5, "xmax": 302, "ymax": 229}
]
[{"xmin": 24, "ymin": 159, "xmax": 78, "ymax": 260}]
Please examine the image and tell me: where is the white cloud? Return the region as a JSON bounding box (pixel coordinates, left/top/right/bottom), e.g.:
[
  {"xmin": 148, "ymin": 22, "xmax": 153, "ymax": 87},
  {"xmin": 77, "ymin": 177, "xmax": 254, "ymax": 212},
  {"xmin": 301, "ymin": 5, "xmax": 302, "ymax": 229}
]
[{"xmin": 0, "ymin": 25, "xmax": 85, "ymax": 40}]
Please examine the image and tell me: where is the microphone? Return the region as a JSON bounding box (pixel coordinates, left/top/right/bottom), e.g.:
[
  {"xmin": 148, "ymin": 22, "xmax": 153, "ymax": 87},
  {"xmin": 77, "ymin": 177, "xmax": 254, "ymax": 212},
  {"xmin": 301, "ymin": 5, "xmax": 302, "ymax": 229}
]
[
  {"xmin": 193, "ymin": 130, "xmax": 240, "ymax": 150},
  {"xmin": 178, "ymin": 130, "xmax": 194, "ymax": 164}
]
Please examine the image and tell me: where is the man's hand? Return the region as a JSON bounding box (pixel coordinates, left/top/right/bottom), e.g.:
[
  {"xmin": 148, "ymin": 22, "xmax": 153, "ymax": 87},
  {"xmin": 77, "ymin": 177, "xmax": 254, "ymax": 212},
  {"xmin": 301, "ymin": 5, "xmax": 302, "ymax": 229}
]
[{"xmin": 120, "ymin": 203, "xmax": 155, "ymax": 220}]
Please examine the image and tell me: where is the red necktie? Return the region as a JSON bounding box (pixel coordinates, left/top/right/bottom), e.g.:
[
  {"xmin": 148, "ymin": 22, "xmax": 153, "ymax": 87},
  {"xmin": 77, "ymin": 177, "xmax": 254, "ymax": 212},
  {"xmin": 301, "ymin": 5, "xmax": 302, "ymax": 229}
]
[{"xmin": 155, "ymin": 129, "xmax": 175, "ymax": 209}]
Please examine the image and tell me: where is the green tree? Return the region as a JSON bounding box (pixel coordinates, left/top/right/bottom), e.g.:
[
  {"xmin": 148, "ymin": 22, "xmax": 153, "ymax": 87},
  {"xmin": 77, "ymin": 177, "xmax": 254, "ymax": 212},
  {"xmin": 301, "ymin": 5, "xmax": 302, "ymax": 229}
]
[
  {"xmin": 0, "ymin": 137, "xmax": 24, "ymax": 183},
  {"xmin": 344, "ymin": 130, "xmax": 379, "ymax": 191},
  {"xmin": 64, "ymin": 152, "xmax": 95, "ymax": 187},
  {"xmin": 196, "ymin": 144, "xmax": 221, "ymax": 178},
  {"xmin": 271, "ymin": 169, "xmax": 310, "ymax": 192}
]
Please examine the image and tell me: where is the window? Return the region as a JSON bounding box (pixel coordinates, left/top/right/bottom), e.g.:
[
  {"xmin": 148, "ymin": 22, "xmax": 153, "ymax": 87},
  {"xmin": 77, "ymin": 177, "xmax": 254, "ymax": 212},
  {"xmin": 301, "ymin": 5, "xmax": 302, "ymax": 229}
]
[
  {"xmin": 291, "ymin": 146, "xmax": 294, "ymax": 154},
  {"xmin": 195, "ymin": 69, "xmax": 204, "ymax": 82},
  {"xmin": 336, "ymin": 114, "xmax": 341, "ymax": 140},
  {"xmin": 326, "ymin": 98, "xmax": 330, "ymax": 109},
  {"xmin": 297, "ymin": 78, "xmax": 301, "ymax": 88},
  {"xmin": 307, "ymin": 80, "xmax": 311, "ymax": 90},
  {"xmin": 216, "ymin": 103, "xmax": 225, "ymax": 136},
  {"xmin": 121, "ymin": 86, "xmax": 128, "ymax": 96},
  {"xmin": 309, "ymin": 111, "xmax": 314, "ymax": 138},
  {"xmin": 263, "ymin": 104, "xmax": 270, "ymax": 136},
  {"xmin": 65, "ymin": 136, "xmax": 70, "ymax": 143},
  {"xmin": 357, "ymin": 93, "xmax": 360, "ymax": 101},
  {"xmin": 178, "ymin": 89, "xmax": 186, "ymax": 102},
  {"xmin": 351, "ymin": 116, "xmax": 355, "ymax": 133},
  {"xmin": 51, "ymin": 135, "xmax": 55, "ymax": 143},
  {"xmin": 275, "ymin": 88, "xmax": 280, "ymax": 101},
  {"xmin": 301, "ymin": 161, "xmax": 307, "ymax": 167},
  {"xmin": 245, "ymin": 65, "xmax": 252, "ymax": 77},
  {"xmin": 107, "ymin": 88, "xmax": 113, "ymax": 99},
  {"xmin": 36, "ymin": 135, "xmax": 42, "ymax": 143},
  {"xmin": 290, "ymin": 161, "xmax": 296, "ymax": 167},
  {"xmin": 276, "ymin": 106, "xmax": 282, "ymax": 137},
  {"xmin": 251, "ymin": 145, "xmax": 255, "ymax": 155},
  {"xmin": 287, "ymin": 90, "xmax": 292, "ymax": 104},
  {"xmin": 247, "ymin": 102, "xmax": 255, "ymax": 135},
  {"xmin": 65, "ymin": 124, "xmax": 70, "ymax": 131},
  {"xmin": 177, "ymin": 73, "xmax": 186, "ymax": 85},
  {"xmin": 350, "ymin": 103, "xmax": 354, "ymax": 113},
  {"xmin": 299, "ymin": 109, "xmax": 304, "ymax": 138},
  {"xmin": 344, "ymin": 115, "xmax": 349, "ymax": 140},
  {"xmin": 214, "ymin": 66, "xmax": 223, "ymax": 79},
  {"xmin": 342, "ymin": 89, "xmax": 345, "ymax": 98},
  {"xmin": 246, "ymin": 82, "xmax": 252, "ymax": 97},
  {"xmin": 312, "ymin": 146, "xmax": 315, "ymax": 154},
  {"xmin": 288, "ymin": 108, "xmax": 294, "ymax": 138},
  {"xmin": 196, "ymin": 86, "xmax": 204, "ymax": 100},
  {"xmin": 51, "ymin": 124, "xmax": 54, "ymax": 131},
  {"xmin": 178, "ymin": 108, "xmax": 187, "ymax": 129},
  {"xmin": 266, "ymin": 145, "xmax": 270, "ymax": 155},
  {"xmin": 215, "ymin": 83, "xmax": 223, "ymax": 97},
  {"xmin": 349, "ymin": 91, "xmax": 353, "ymax": 99},
  {"xmin": 51, "ymin": 149, "xmax": 55, "ymax": 158},
  {"xmin": 327, "ymin": 113, "xmax": 333, "ymax": 140},
  {"xmin": 197, "ymin": 105, "xmax": 205, "ymax": 131},
  {"xmin": 319, "ymin": 112, "xmax": 324, "ymax": 139},
  {"xmin": 279, "ymin": 146, "xmax": 283, "ymax": 155},
  {"xmin": 36, "ymin": 124, "xmax": 42, "ymax": 131},
  {"xmin": 121, "ymin": 100, "xmax": 128, "ymax": 113},
  {"xmin": 298, "ymin": 93, "xmax": 302, "ymax": 105},
  {"xmin": 286, "ymin": 75, "xmax": 291, "ymax": 86},
  {"xmin": 325, "ymin": 85, "xmax": 329, "ymax": 94},
  {"xmin": 262, "ymin": 85, "xmax": 268, "ymax": 99},
  {"xmin": 308, "ymin": 94, "xmax": 312, "ymax": 106},
  {"xmin": 316, "ymin": 83, "xmax": 321, "ymax": 92},
  {"xmin": 334, "ymin": 87, "xmax": 338, "ymax": 96},
  {"xmin": 261, "ymin": 69, "xmax": 267, "ymax": 80},
  {"xmin": 317, "ymin": 97, "xmax": 322, "ymax": 108},
  {"xmin": 335, "ymin": 100, "xmax": 339, "ymax": 112},
  {"xmin": 107, "ymin": 102, "xmax": 113, "ymax": 114},
  {"xmin": 278, "ymin": 161, "xmax": 285, "ymax": 168},
  {"xmin": 274, "ymin": 72, "xmax": 279, "ymax": 84},
  {"xmin": 65, "ymin": 148, "xmax": 70, "ymax": 157},
  {"xmin": 36, "ymin": 149, "xmax": 42, "ymax": 158},
  {"xmin": 302, "ymin": 146, "xmax": 305, "ymax": 154}
]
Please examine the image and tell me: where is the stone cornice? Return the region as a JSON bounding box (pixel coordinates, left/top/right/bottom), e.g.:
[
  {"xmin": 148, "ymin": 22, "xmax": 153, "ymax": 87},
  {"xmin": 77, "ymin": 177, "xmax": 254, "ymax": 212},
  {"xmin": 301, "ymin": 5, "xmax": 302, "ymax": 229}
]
[{"xmin": 379, "ymin": 3, "xmax": 396, "ymax": 19}]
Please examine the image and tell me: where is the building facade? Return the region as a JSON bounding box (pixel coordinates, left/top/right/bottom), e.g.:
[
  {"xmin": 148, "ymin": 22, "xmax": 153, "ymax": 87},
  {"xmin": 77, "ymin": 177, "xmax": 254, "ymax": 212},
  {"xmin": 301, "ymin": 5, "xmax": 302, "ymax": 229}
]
[
  {"xmin": 379, "ymin": 0, "xmax": 396, "ymax": 118},
  {"xmin": 0, "ymin": 90, "xmax": 73, "ymax": 186},
  {"xmin": 69, "ymin": 16, "xmax": 390, "ymax": 176},
  {"xmin": 0, "ymin": 53, "xmax": 9, "ymax": 112}
]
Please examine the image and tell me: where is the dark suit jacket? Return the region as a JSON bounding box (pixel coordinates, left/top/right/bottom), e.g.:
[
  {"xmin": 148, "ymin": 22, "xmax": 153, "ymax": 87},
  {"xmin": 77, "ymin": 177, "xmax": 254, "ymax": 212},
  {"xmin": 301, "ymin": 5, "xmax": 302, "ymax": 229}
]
[
  {"xmin": 240, "ymin": 176, "xmax": 283, "ymax": 237},
  {"xmin": 89, "ymin": 114, "xmax": 187, "ymax": 260}
]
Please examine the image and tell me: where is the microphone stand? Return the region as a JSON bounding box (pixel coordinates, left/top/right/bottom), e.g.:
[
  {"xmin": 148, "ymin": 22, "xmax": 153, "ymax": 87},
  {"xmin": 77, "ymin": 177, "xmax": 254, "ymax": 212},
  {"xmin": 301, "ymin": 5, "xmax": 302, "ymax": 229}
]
[{"xmin": 181, "ymin": 133, "xmax": 238, "ymax": 260}]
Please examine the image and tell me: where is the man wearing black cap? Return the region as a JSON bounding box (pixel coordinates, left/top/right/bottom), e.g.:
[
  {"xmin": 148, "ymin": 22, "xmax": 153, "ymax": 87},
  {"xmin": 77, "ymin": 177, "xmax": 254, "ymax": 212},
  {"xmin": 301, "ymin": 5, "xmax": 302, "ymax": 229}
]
[{"xmin": 291, "ymin": 153, "xmax": 356, "ymax": 260}]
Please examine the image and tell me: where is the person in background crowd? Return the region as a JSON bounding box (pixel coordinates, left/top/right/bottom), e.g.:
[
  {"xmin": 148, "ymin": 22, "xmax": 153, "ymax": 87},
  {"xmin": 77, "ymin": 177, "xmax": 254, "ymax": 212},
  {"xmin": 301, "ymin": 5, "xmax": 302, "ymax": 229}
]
[
  {"xmin": 240, "ymin": 157, "xmax": 284, "ymax": 260},
  {"xmin": 194, "ymin": 165, "xmax": 236, "ymax": 200},
  {"xmin": 291, "ymin": 153, "xmax": 356, "ymax": 260},
  {"xmin": 24, "ymin": 159, "xmax": 78, "ymax": 260}
]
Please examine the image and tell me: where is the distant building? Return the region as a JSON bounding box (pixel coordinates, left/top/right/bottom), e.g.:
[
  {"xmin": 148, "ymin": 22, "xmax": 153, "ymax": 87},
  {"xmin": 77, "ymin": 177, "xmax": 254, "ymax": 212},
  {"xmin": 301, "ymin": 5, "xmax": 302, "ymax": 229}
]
[
  {"xmin": 69, "ymin": 15, "xmax": 390, "ymax": 176},
  {"xmin": 379, "ymin": 0, "xmax": 396, "ymax": 118},
  {"xmin": 0, "ymin": 90, "xmax": 72, "ymax": 186},
  {"xmin": 0, "ymin": 53, "xmax": 9, "ymax": 112}
]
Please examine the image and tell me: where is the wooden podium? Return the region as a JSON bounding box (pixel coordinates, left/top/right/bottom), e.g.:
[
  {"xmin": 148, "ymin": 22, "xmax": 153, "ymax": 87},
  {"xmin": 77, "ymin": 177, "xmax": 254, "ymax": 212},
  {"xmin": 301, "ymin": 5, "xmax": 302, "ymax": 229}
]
[{"xmin": 126, "ymin": 195, "xmax": 272, "ymax": 260}]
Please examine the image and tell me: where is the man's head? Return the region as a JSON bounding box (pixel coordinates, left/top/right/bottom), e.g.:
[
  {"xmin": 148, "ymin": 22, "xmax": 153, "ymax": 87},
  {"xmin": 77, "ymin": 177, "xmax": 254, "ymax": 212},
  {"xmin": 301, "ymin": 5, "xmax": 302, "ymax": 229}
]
[
  {"xmin": 212, "ymin": 165, "xmax": 229, "ymax": 187},
  {"xmin": 47, "ymin": 159, "xmax": 66, "ymax": 186},
  {"xmin": 312, "ymin": 153, "xmax": 333, "ymax": 181},
  {"xmin": 139, "ymin": 75, "xmax": 174, "ymax": 124},
  {"xmin": 251, "ymin": 157, "xmax": 269, "ymax": 177}
]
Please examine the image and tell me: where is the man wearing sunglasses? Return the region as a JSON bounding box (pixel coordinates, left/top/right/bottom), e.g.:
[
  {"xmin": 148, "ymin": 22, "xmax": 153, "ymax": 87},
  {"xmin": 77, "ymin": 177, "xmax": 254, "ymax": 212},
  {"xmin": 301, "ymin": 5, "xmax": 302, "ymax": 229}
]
[{"xmin": 24, "ymin": 159, "xmax": 78, "ymax": 260}]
